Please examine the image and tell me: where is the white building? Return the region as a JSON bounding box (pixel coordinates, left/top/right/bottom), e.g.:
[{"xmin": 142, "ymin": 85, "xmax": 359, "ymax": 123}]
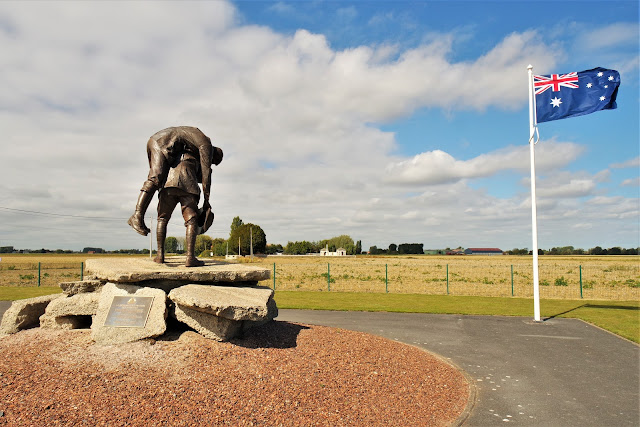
[{"xmin": 320, "ymin": 246, "xmax": 347, "ymax": 256}]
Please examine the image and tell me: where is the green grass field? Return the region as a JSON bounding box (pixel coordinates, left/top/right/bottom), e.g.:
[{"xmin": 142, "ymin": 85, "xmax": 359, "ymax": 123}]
[
  {"xmin": 273, "ymin": 291, "xmax": 640, "ymax": 343},
  {"xmin": 1, "ymin": 287, "xmax": 638, "ymax": 343}
]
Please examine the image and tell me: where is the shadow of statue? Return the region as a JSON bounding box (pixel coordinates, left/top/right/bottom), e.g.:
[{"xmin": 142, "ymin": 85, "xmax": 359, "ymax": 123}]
[{"xmin": 231, "ymin": 321, "xmax": 311, "ymax": 349}]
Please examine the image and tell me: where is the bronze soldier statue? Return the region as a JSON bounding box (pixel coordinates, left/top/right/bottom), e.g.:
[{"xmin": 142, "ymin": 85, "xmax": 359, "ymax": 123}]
[{"xmin": 128, "ymin": 126, "xmax": 223, "ymax": 267}]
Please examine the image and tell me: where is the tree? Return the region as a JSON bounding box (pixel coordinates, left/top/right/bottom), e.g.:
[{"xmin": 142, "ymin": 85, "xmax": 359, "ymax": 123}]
[
  {"xmin": 175, "ymin": 237, "xmax": 185, "ymax": 253},
  {"xmin": 319, "ymin": 235, "xmax": 356, "ymax": 255},
  {"xmin": 355, "ymin": 240, "xmax": 362, "ymax": 255},
  {"xmin": 211, "ymin": 238, "xmax": 228, "ymax": 256},
  {"xmin": 266, "ymin": 243, "xmax": 284, "ymax": 254},
  {"xmin": 229, "ymin": 223, "xmax": 267, "ymax": 255},
  {"xmin": 389, "ymin": 243, "xmax": 397, "ymax": 253},
  {"xmin": 230, "ymin": 216, "xmax": 243, "ymax": 237},
  {"xmin": 285, "ymin": 241, "xmax": 317, "ymax": 255},
  {"xmin": 195, "ymin": 235, "xmax": 214, "ymax": 255},
  {"xmin": 398, "ymin": 243, "xmax": 423, "ymax": 254},
  {"xmin": 164, "ymin": 236, "xmax": 178, "ymax": 253}
]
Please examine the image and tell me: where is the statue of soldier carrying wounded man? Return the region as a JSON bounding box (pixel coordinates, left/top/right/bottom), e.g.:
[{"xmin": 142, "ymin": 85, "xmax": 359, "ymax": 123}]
[{"xmin": 128, "ymin": 126, "xmax": 223, "ymax": 267}]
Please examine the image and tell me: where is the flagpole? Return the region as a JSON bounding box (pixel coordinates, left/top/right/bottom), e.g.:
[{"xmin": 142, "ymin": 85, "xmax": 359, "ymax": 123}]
[{"xmin": 527, "ymin": 65, "xmax": 541, "ymax": 322}]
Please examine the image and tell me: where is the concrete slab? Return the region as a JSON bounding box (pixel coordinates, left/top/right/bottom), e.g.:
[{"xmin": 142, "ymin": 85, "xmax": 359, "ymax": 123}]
[
  {"xmin": 0, "ymin": 294, "xmax": 62, "ymax": 334},
  {"xmin": 40, "ymin": 292, "xmax": 100, "ymax": 329},
  {"xmin": 85, "ymin": 257, "xmax": 270, "ymax": 284},
  {"xmin": 168, "ymin": 284, "xmax": 277, "ymax": 321},
  {"xmin": 91, "ymin": 283, "xmax": 167, "ymax": 345}
]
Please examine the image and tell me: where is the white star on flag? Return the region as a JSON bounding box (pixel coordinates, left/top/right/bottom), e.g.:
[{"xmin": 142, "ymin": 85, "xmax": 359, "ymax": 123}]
[
  {"xmin": 550, "ymin": 97, "xmax": 562, "ymax": 107},
  {"xmin": 600, "ymin": 96, "xmax": 606, "ymax": 101},
  {"xmin": 587, "ymin": 83, "xmax": 593, "ymax": 88},
  {"xmin": 597, "ymin": 72, "xmax": 603, "ymax": 77},
  {"xmin": 608, "ymin": 75, "xmax": 614, "ymax": 81}
]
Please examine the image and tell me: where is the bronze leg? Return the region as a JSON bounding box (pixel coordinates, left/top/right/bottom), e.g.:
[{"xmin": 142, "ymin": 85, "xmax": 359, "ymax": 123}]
[
  {"xmin": 154, "ymin": 218, "xmax": 167, "ymax": 264},
  {"xmin": 185, "ymin": 219, "xmax": 204, "ymax": 267},
  {"xmin": 127, "ymin": 190, "xmax": 153, "ymax": 236}
]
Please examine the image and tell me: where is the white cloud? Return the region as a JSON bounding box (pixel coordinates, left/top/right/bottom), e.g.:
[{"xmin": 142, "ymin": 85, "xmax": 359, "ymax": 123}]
[
  {"xmin": 0, "ymin": 2, "xmax": 635, "ymax": 251},
  {"xmin": 611, "ymin": 157, "xmax": 640, "ymax": 169},
  {"xmin": 579, "ymin": 22, "xmax": 639, "ymax": 50},
  {"xmin": 384, "ymin": 140, "xmax": 584, "ymax": 185},
  {"xmin": 621, "ymin": 177, "xmax": 640, "ymax": 187}
]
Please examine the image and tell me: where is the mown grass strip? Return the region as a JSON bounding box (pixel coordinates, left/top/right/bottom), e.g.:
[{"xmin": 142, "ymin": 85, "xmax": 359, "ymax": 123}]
[
  {"xmin": 274, "ymin": 291, "xmax": 640, "ymax": 343},
  {"xmin": 0, "ymin": 287, "xmax": 63, "ymax": 301}
]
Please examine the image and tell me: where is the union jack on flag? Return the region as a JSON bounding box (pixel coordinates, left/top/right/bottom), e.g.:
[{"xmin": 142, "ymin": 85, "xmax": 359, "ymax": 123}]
[
  {"xmin": 534, "ymin": 67, "xmax": 620, "ymax": 123},
  {"xmin": 534, "ymin": 72, "xmax": 579, "ymax": 95}
]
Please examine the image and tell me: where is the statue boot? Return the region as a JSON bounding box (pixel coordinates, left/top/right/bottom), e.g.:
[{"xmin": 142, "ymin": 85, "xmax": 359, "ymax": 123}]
[
  {"xmin": 128, "ymin": 190, "xmax": 152, "ymax": 236},
  {"xmin": 185, "ymin": 219, "xmax": 204, "ymax": 267},
  {"xmin": 154, "ymin": 218, "xmax": 167, "ymax": 264}
]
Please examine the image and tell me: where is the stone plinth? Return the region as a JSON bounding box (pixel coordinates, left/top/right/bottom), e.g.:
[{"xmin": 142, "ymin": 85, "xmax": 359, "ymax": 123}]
[
  {"xmin": 40, "ymin": 292, "xmax": 101, "ymax": 330},
  {"xmin": 85, "ymin": 257, "xmax": 271, "ymax": 289},
  {"xmin": 169, "ymin": 285, "xmax": 277, "ymax": 321},
  {"xmin": 168, "ymin": 284, "xmax": 278, "ymax": 341},
  {"xmin": 0, "ymin": 294, "xmax": 62, "ymax": 335},
  {"xmin": 91, "ymin": 283, "xmax": 167, "ymax": 345}
]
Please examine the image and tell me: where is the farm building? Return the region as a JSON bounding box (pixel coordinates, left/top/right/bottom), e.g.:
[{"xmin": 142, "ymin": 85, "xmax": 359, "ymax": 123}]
[
  {"xmin": 464, "ymin": 248, "xmax": 504, "ymax": 255},
  {"xmin": 320, "ymin": 246, "xmax": 347, "ymax": 256},
  {"xmin": 424, "ymin": 249, "xmax": 446, "ymax": 255}
]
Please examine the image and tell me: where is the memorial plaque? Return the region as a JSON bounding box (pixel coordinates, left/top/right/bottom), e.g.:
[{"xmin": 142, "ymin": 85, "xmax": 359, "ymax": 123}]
[{"xmin": 104, "ymin": 296, "xmax": 154, "ymax": 328}]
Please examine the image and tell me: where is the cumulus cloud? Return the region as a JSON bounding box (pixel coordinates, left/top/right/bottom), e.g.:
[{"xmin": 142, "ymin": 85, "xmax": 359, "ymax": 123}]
[
  {"xmin": 384, "ymin": 140, "xmax": 584, "ymax": 185},
  {"xmin": 0, "ymin": 1, "xmax": 635, "ymax": 251}
]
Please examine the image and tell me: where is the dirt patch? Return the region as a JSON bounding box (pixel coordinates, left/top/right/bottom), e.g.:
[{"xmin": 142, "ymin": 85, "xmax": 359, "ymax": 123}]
[{"xmin": 0, "ymin": 321, "xmax": 470, "ymax": 426}]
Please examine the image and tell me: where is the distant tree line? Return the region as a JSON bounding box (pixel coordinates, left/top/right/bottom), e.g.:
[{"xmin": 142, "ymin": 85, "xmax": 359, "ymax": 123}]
[
  {"xmin": 507, "ymin": 246, "xmax": 639, "ymax": 255},
  {"xmin": 282, "ymin": 236, "xmax": 362, "ymax": 255},
  {"xmin": 369, "ymin": 243, "xmax": 424, "ymax": 255}
]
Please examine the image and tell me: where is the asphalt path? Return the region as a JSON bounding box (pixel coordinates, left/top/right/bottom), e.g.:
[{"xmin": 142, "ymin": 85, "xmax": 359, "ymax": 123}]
[
  {"xmin": 2, "ymin": 301, "xmax": 638, "ymax": 425},
  {"xmin": 278, "ymin": 309, "xmax": 639, "ymax": 426}
]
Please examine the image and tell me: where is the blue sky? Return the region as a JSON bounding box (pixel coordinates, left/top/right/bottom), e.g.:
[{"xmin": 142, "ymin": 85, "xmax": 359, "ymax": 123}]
[{"xmin": 0, "ymin": 1, "xmax": 638, "ymax": 252}]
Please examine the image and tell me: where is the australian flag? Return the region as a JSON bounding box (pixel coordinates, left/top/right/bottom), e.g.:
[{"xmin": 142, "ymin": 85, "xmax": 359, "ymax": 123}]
[{"xmin": 534, "ymin": 67, "xmax": 620, "ymax": 123}]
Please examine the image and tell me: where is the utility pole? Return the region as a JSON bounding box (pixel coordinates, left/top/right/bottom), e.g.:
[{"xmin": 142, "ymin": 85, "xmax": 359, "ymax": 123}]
[{"xmin": 250, "ymin": 227, "xmax": 253, "ymax": 259}]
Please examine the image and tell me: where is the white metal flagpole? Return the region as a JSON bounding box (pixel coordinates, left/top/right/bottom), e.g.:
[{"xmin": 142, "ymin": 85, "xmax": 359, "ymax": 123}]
[{"xmin": 527, "ymin": 65, "xmax": 541, "ymax": 322}]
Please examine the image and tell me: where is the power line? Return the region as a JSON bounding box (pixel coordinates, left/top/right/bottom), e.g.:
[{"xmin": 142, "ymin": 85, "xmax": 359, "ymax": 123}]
[{"xmin": 0, "ymin": 206, "xmax": 124, "ymax": 221}]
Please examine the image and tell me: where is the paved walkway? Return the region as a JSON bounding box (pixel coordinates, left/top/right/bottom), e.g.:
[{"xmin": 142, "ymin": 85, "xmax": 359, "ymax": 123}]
[
  {"xmin": 2, "ymin": 301, "xmax": 638, "ymax": 425},
  {"xmin": 278, "ymin": 309, "xmax": 639, "ymax": 426}
]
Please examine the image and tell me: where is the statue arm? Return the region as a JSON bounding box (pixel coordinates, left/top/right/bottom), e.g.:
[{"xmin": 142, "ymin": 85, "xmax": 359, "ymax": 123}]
[{"xmin": 199, "ymin": 143, "xmax": 212, "ymax": 206}]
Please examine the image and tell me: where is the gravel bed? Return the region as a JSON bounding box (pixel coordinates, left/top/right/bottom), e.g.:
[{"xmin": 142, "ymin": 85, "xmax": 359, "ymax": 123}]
[{"xmin": 0, "ymin": 321, "xmax": 470, "ymax": 426}]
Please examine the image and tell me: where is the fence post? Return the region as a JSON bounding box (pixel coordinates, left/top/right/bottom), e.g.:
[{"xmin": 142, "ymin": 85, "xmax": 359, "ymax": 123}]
[
  {"xmin": 327, "ymin": 263, "xmax": 330, "ymax": 292},
  {"xmin": 273, "ymin": 262, "xmax": 276, "ymax": 290},
  {"xmin": 579, "ymin": 265, "xmax": 583, "ymax": 299},
  {"xmin": 385, "ymin": 264, "xmax": 388, "ymax": 293},
  {"xmin": 511, "ymin": 265, "xmax": 514, "ymax": 296},
  {"xmin": 38, "ymin": 262, "xmax": 41, "ymax": 287},
  {"xmin": 81, "ymin": 262, "xmax": 84, "ymax": 281},
  {"xmin": 446, "ymin": 264, "xmax": 449, "ymax": 295}
]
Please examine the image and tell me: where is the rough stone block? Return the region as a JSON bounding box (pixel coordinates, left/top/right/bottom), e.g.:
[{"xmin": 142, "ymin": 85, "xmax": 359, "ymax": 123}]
[
  {"xmin": 59, "ymin": 280, "xmax": 104, "ymax": 296},
  {"xmin": 172, "ymin": 304, "xmax": 241, "ymax": 341},
  {"xmin": 0, "ymin": 294, "xmax": 62, "ymax": 334},
  {"xmin": 168, "ymin": 284, "xmax": 277, "ymax": 321},
  {"xmin": 91, "ymin": 283, "xmax": 167, "ymax": 345},
  {"xmin": 85, "ymin": 257, "xmax": 270, "ymax": 286},
  {"xmin": 40, "ymin": 292, "xmax": 100, "ymax": 330}
]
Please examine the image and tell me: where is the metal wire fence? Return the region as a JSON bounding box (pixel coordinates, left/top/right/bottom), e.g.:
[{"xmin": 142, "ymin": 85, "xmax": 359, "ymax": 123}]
[
  {"xmin": 0, "ymin": 261, "xmax": 84, "ymax": 287},
  {"xmin": 263, "ymin": 256, "xmax": 640, "ymax": 301},
  {"xmin": 1, "ymin": 255, "xmax": 638, "ymax": 301}
]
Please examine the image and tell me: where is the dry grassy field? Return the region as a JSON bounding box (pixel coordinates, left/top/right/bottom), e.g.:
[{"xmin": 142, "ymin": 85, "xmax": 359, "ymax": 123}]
[
  {"xmin": 250, "ymin": 255, "xmax": 639, "ymax": 301},
  {"xmin": 0, "ymin": 254, "xmax": 148, "ymax": 288},
  {"xmin": 1, "ymin": 253, "xmax": 638, "ymax": 301}
]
